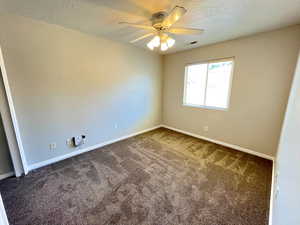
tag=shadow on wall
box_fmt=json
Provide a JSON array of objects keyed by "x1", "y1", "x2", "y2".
[
  {"x1": 93, "y1": 73, "x2": 155, "y2": 136},
  {"x1": 72, "y1": 72, "x2": 156, "y2": 142},
  {"x1": 0, "y1": 113, "x2": 12, "y2": 175}
]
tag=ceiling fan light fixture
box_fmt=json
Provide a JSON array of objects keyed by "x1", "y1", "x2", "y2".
[
  {"x1": 120, "y1": 6, "x2": 204, "y2": 52},
  {"x1": 166, "y1": 37, "x2": 175, "y2": 48}
]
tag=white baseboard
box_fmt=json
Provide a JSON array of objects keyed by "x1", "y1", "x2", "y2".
[
  {"x1": 161, "y1": 124, "x2": 275, "y2": 161},
  {"x1": 0, "y1": 171, "x2": 14, "y2": 181},
  {"x1": 28, "y1": 125, "x2": 162, "y2": 171},
  {"x1": 28, "y1": 123, "x2": 274, "y2": 169}
]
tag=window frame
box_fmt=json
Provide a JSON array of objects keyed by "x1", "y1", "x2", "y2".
[{"x1": 183, "y1": 57, "x2": 235, "y2": 111}]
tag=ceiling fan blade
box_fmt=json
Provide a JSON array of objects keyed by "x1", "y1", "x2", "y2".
[
  {"x1": 130, "y1": 33, "x2": 154, "y2": 43},
  {"x1": 119, "y1": 22, "x2": 155, "y2": 31},
  {"x1": 162, "y1": 6, "x2": 187, "y2": 28},
  {"x1": 167, "y1": 27, "x2": 204, "y2": 35}
]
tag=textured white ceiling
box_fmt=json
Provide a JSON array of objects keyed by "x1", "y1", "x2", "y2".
[{"x1": 0, "y1": 0, "x2": 300, "y2": 54}]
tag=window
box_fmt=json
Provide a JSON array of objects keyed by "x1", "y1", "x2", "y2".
[{"x1": 183, "y1": 58, "x2": 234, "y2": 110}]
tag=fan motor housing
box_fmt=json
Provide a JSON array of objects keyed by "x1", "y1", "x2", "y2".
[{"x1": 151, "y1": 11, "x2": 168, "y2": 30}]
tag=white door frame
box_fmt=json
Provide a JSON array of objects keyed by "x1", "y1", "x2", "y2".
[
  {"x1": 0, "y1": 194, "x2": 9, "y2": 225},
  {"x1": 0, "y1": 46, "x2": 28, "y2": 176}
]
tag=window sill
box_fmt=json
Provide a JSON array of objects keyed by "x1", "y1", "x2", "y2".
[{"x1": 182, "y1": 104, "x2": 228, "y2": 111}]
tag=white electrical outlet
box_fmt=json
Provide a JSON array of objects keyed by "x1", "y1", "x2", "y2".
[
  {"x1": 203, "y1": 126, "x2": 209, "y2": 132},
  {"x1": 49, "y1": 142, "x2": 56, "y2": 150},
  {"x1": 114, "y1": 123, "x2": 118, "y2": 129}
]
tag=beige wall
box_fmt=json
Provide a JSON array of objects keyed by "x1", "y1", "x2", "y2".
[
  {"x1": 0, "y1": 14, "x2": 162, "y2": 166},
  {"x1": 163, "y1": 26, "x2": 300, "y2": 157}
]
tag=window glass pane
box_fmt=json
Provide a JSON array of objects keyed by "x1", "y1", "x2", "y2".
[
  {"x1": 205, "y1": 60, "x2": 233, "y2": 108},
  {"x1": 184, "y1": 64, "x2": 207, "y2": 106}
]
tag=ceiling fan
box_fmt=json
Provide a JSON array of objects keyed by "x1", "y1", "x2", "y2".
[{"x1": 119, "y1": 6, "x2": 204, "y2": 51}]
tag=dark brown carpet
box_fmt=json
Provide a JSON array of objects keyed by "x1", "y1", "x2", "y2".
[{"x1": 0, "y1": 128, "x2": 272, "y2": 225}]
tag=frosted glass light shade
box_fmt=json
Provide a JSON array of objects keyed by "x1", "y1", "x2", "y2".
[
  {"x1": 152, "y1": 36, "x2": 160, "y2": 47},
  {"x1": 161, "y1": 42, "x2": 168, "y2": 51},
  {"x1": 167, "y1": 37, "x2": 175, "y2": 47},
  {"x1": 147, "y1": 41, "x2": 154, "y2": 50}
]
